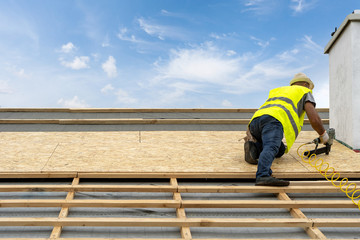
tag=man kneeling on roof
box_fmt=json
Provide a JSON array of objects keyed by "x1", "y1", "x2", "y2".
[{"x1": 244, "y1": 73, "x2": 329, "y2": 186}]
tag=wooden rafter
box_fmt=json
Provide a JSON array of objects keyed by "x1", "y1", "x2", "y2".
[{"x1": 0, "y1": 176, "x2": 359, "y2": 239}]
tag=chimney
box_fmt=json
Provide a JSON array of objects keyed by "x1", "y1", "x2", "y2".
[{"x1": 324, "y1": 10, "x2": 360, "y2": 149}]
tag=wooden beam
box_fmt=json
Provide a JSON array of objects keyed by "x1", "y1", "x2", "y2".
[
  {"x1": 0, "y1": 108, "x2": 260, "y2": 113},
  {"x1": 0, "y1": 239, "x2": 340, "y2": 240},
  {"x1": 2, "y1": 217, "x2": 359, "y2": 228},
  {"x1": 77, "y1": 172, "x2": 360, "y2": 179},
  {"x1": 0, "y1": 118, "x2": 251, "y2": 125},
  {"x1": 0, "y1": 199, "x2": 181, "y2": 208},
  {"x1": 0, "y1": 107, "x2": 329, "y2": 113},
  {"x1": 0, "y1": 184, "x2": 350, "y2": 194},
  {"x1": 289, "y1": 180, "x2": 360, "y2": 186},
  {"x1": 277, "y1": 192, "x2": 327, "y2": 240},
  {"x1": 313, "y1": 218, "x2": 360, "y2": 228},
  {"x1": 0, "y1": 217, "x2": 312, "y2": 228},
  {"x1": 0, "y1": 172, "x2": 78, "y2": 178},
  {"x1": 0, "y1": 184, "x2": 176, "y2": 192},
  {"x1": 0, "y1": 119, "x2": 59, "y2": 124},
  {"x1": 5, "y1": 239, "x2": 184, "y2": 240},
  {"x1": 180, "y1": 200, "x2": 356, "y2": 209},
  {"x1": 0, "y1": 199, "x2": 355, "y2": 209},
  {"x1": 0, "y1": 238, "x2": 329, "y2": 240},
  {"x1": 50, "y1": 177, "x2": 79, "y2": 238},
  {"x1": 0, "y1": 118, "x2": 329, "y2": 125},
  {"x1": 171, "y1": 178, "x2": 192, "y2": 240},
  {"x1": 58, "y1": 119, "x2": 249, "y2": 125},
  {"x1": 178, "y1": 185, "x2": 343, "y2": 193},
  {"x1": 0, "y1": 172, "x2": 340, "y2": 180},
  {"x1": 77, "y1": 172, "x2": 257, "y2": 179}
]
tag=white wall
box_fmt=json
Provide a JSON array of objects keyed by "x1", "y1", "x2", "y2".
[
  {"x1": 328, "y1": 19, "x2": 360, "y2": 149},
  {"x1": 352, "y1": 21, "x2": 360, "y2": 149}
]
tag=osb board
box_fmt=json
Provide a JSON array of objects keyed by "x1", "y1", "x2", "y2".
[
  {"x1": 0, "y1": 131, "x2": 359, "y2": 174},
  {"x1": 288, "y1": 131, "x2": 360, "y2": 172}
]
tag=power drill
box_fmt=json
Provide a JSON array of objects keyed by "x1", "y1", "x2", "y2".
[{"x1": 303, "y1": 128, "x2": 335, "y2": 157}]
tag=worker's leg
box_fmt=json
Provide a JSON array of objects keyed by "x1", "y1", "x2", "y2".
[
  {"x1": 275, "y1": 142, "x2": 286, "y2": 158},
  {"x1": 253, "y1": 116, "x2": 284, "y2": 179},
  {"x1": 254, "y1": 141, "x2": 284, "y2": 158},
  {"x1": 248, "y1": 119, "x2": 284, "y2": 161}
]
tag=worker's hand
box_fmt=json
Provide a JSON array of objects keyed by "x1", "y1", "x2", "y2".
[{"x1": 319, "y1": 131, "x2": 329, "y2": 144}]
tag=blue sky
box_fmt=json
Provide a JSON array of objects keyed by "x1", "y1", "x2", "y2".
[{"x1": 0, "y1": 0, "x2": 358, "y2": 108}]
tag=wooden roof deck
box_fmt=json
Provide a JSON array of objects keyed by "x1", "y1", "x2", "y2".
[
  {"x1": 1, "y1": 108, "x2": 359, "y2": 239},
  {"x1": 0, "y1": 108, "x2": 356, "y2": 178},
  {"x1": 0, "y1": 130, "x2": 359, "y2": 178}
]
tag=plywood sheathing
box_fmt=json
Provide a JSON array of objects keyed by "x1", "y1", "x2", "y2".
[{"x1": 0, "y1": 131, "x2": 359, "y2": 175}]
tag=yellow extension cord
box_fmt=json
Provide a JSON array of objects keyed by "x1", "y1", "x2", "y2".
[{"x1": 297, "y1": 143, "x2": 360, "y2": 210}]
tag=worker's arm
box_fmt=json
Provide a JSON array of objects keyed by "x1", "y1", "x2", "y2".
[{"x1": 304, "y1": 101, "x2": 328, "y2": 142}]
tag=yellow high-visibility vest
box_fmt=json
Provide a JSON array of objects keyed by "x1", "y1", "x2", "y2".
[{"x1": 250, "y1": 85, "x2": 312, "y2": 152}]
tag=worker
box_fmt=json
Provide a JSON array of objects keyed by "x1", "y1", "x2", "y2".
[{"x1": 244, "y1": 73, "x2": 329, "y2": 186}]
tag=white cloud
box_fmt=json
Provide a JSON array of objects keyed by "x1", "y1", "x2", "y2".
[
  {"x1": 242, "y1": 0, "x2": 280, "y2": 15},
  {"x1": 160, "y1": 9, "x2": 189, "y2": 20},
  {"x1": 57, "y1": 96, "x2": 90, "y2": 108},
  {"x1": 60, "y1": 56, "x2": 90, "y2": 70},
  {"x1": 138, "y1": 18, "x2": 166, "y2": 40},
  {"x1": 250, "y1": 36, "x2": 275, "y2": 48},
  {"x1": 6, "y1": 65, "x2": 28, "y2": 78},
  {"x1": 210, "y1": 32, "x2": 238, "y2": 41},
  {"x1": 161, "y1": 9, "x2": 172, "y2": 16},
  {"x1": 277, "y1": 48, "x2": 299, "y2": 61},
  {"x1": 147, "y1": 34, "x2": 327, "y2": 105},
  {"x1": 244, "y1": 0, "x2": 267, "y2": 9},
  {"x1": 290, "y1": 0, "x2": 317, "y2": 14},
  {"x1": 313, "y1": 81, "x2": 329, "y2": 108},
  {"x1": 101, "y1": 84, "x2": 115, "y2": 94},
  {"x1": 154, "y1": 42, "x2": 239, "y2": 84},
  {"x1": 151, "y1": 42, "x2": 268, "y2": 98},
  {"x1": 117, "y1": 27, "x2": 143, "y2": 43},
  {"x1": 0, "y1": 80, "x2": 12, "y2": 94},
  {"x1": 210, "y1": 33, "x2": 222, "y2": 40},
  {"x1": 227, "y1": 50, "x2": 237, "y2": 56},
  {"x1": 151, "y1": 42, "x2": 272, "y2": 97},
  {"x1": 138, "y1": 18, "x2": 186, "y2": 41},
  {"x1": 115, "y1": 89, "x2": 137, "y2": 104},
  {"x1": 302, "y1": 35, "x2": 322, "y2": 53},
  {"x1": 102, "y1": 56, "x2": 117, "y2": 78},
  {"x1": 225, "y1": 62, "x2": 300, "y2": 94},
  {"x1": 61, "y1": 42, "x2": 76, "y2": 53},
  {"x1": 222, "y1": 99, "x2": 233, "y2": 107},
  {"x1": 224, "y1": 35, "x2": 324, "y2": 94}
]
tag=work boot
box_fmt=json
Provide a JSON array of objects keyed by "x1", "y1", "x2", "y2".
[
  {"x1": 255, "y1": 176, "x2": 290, "y2": 186},
  {"x1": 244, "y1": 140, "x2": 259, "y2": 165}
]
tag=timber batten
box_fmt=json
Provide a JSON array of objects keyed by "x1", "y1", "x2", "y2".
[{"x1": 0, "y1": 177, "x2": 360, "y2": 239}]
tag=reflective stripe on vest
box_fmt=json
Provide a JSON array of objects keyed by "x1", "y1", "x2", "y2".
[{"x1": 266, "y1": 97, "x2": 300, "y2": 117}]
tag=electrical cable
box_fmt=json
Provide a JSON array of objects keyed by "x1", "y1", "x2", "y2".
[{"x1": 297, "y1": 142, "x2": 360, "y2": 210}]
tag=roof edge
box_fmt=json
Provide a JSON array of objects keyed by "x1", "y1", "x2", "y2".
[
  {"x1": 0, "y1": 108, "x2": 329, "y2": 113},
  {"x1": 324, "y1": 12, "x2": 360, "y2": 54}
]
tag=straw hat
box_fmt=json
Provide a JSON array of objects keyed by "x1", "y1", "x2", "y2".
[{"x1": 289, "y1": 73, "x2": 314, "y2": 90}]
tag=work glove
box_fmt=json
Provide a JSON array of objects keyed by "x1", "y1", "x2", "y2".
[{"x1": 319, "y1": 131, "x2": 329, "y2": 144}]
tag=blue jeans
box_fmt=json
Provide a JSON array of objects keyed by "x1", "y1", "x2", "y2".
[{"x1": 249, "y1": 115, "x2": 285, "y2": 179}]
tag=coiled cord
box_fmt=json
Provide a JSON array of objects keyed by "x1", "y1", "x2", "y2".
[{"x1": 297, "y1": 143, "x2": 360, "y2": 210}]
